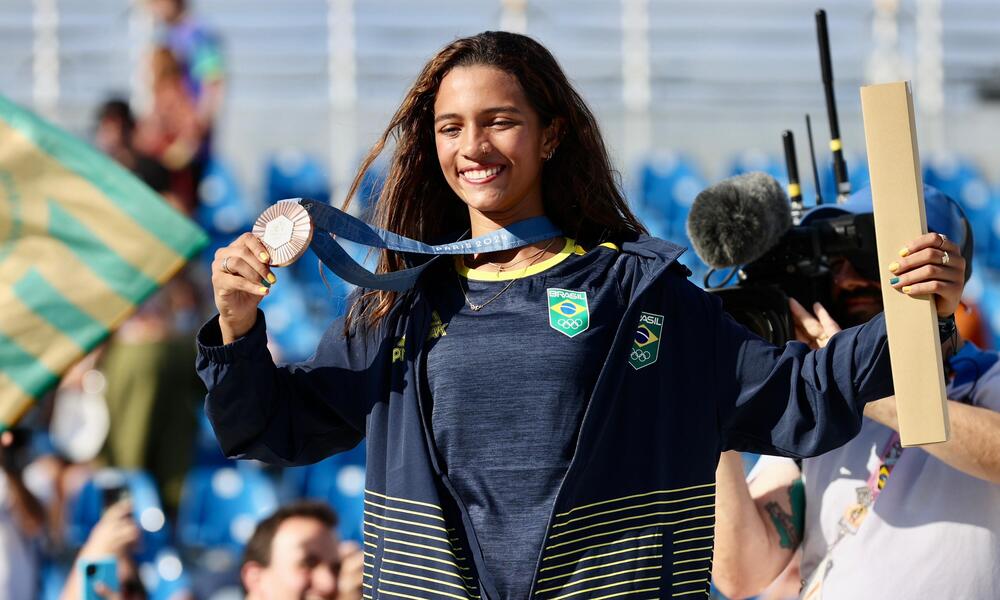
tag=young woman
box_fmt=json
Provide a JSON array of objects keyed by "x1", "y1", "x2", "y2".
[{"x1": 198, "y1": 32, "x2": 967, "y2": 600}]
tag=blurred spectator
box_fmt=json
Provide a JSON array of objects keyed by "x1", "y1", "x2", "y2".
[
  {"x1": 241, "y1": 501, "x2": 363, "y2": 600},
  {"x1": 147, "y1": 0, "x2": 226, "y2": 193},
  {"x1": 59, "y1": 500, "x2": 146, "y2": 600},
  {"x1": 135, "y1": 48, "x2": 204, "y2": 214},
  {"x1": 91, "y1": 96, "x2": 207, "y2": 517},
  {"x1": 94, "y1": 98, "x2": 177, "y2": 209},
  {"x1": 0, "y1": 429, "x2": 46, "y2": 600},
  {"x1": 97, "y1": 271, "x2": 204, "y2": 517},
  {"x1": 24, "y1": 353, "x2": 108, "y2": 551}
]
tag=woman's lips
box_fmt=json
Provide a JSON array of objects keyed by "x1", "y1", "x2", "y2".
[{"x1": 460, "y1": 164, "x2": 505, "y2": 184}]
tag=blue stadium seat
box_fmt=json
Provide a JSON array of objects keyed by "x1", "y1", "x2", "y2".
[
  {"x1": 287, "y1": 248, "x2": 352, "y2": 322},
  {"x1": 177, "y1": 465, "x2": 279, "y2": 553},
  {"x1": 632, "y1": 202, "x2": 670, "y2": 240},
  {"x1": 726, "y1": 149, "x2": 787, "y2": 182},
  {"x1": 819, "y1": 153, "x2": 869, "y2": 203},
  {"x1": 281, "y1": 442, "x2": 366, "y2": 542},
  {"x1": 142, "y1": 547, "x2": 193, "y2": 600},
  {"x1": 175, "y1": 464, "x2": 278, "y2": 597},
  {"x1": 923, "y1": 154, "x2": 993, "y2": 257},
  {"x1": 638, "y1": 152, "x2": 706, "y2": 241},
  {"x1": 196, "y1": 159, "x2": 256, "y2": 236},
  {"x1": 257, "y1": 276, "x2": 324, "y2": 362},
  {"x1": 195, "y1": 158, "x2": 258, "y2": 265},
  {"x1": 264, "y1": 151, "x2": 331, "y2": 206},
  {"x1": 67, "y1": 469, "x2": 170, "y2": 562}
]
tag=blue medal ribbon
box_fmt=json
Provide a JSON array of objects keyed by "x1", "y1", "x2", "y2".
[{"x1": 296, "y1": 199, "x2": 563, "y2": 291}]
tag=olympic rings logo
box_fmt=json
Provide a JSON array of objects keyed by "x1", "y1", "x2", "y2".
[
  {"x1": 557, "y1": 318, "x2": 584, "y2": 329},
  {"x1": 631, "y1": 348, "x2": 651, "y2": 361}
]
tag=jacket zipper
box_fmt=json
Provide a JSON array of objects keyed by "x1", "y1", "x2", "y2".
[
  {"x1": 408, "y1": 296, "x2": 502, "y2": 600},
  {"x1": 525, "y1": 259, "x2": 674, "y2": 598}
]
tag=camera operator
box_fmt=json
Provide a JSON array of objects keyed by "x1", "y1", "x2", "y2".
[{"x1": 712, "y1": 186, "x2": 1000, "y2": 599}]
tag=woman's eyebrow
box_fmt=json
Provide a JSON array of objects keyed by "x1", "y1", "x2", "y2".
[{"x1": 433, "y1": 106, "x2": 523, "y2": 124}]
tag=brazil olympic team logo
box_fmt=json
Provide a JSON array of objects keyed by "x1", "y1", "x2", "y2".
[
  {"x1": 547, "y1": 288, "x2": 589, "y2": 338},
  {"x1": 629, "y1": 311, "x2": 663, "y2": 370}
]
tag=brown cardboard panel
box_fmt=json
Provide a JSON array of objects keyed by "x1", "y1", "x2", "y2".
[{"x1": 860, "y1": 81, "x2": 949, "y2": 446}]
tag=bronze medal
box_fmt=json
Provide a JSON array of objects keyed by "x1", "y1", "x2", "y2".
[{"x1": 252, "y1": 200, "x2": 314, "y2": 266}]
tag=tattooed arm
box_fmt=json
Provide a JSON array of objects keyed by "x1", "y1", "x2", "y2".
[{"x1": 713, "y1": 451, "x2": 804, "y2": 599}]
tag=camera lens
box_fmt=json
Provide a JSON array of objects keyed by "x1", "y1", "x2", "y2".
[{"x1": 85, "y1": 564, "x2": 97, "y2": 576}]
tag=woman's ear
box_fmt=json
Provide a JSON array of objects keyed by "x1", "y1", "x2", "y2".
[{"x1": 542, "y1": 117, "x2": 565, "y2": 157}]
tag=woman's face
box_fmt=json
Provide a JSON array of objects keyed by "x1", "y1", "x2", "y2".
[{"x1": 433, "y1": 65, "x2": 557, "y2": 224}]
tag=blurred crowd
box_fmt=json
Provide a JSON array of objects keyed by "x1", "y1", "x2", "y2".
[
  {"x1": 4, "y1": 1, "x2": 1000, "y2": 600},
  {"x1": 2, "y1": 1, "x2": 363, "y2": 599}
]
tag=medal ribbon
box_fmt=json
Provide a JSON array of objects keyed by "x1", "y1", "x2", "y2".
[{"x1": 296, "y1": 199, "x2": 563, "y2": 291}]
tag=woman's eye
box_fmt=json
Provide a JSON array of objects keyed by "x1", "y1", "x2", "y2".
[{"x1": 491, "y1": 120, "x2": 515, "y2": 128}]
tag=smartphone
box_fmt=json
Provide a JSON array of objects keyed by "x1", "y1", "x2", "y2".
[
  {"x1": 101, "y1": 483, "x2": 131, "y2": 512},
  {"x1": 81, "y1": 557, "x2": 118, "y2": 600}
]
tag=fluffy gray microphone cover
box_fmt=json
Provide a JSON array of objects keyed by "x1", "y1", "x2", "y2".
[{"x1": 685, "y1": 172, "x2": 792, "y2": 268}]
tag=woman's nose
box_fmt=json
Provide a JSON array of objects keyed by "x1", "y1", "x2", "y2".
[{"x1": 461, "y1": 128, "x2": 491, "y2": 160}]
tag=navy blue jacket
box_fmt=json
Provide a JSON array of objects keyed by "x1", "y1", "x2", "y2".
[{"x1": 196, "y1": 235, "x2": 894, "y2": 599}]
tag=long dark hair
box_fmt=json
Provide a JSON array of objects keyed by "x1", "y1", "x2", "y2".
[{"x1": 343, "y1": 31, "x2": 646, "y2": 332}]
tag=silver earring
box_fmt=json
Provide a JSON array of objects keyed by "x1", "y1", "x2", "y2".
[{"x1": 544, "y1": 149, "x2": 555, "y2": 161}]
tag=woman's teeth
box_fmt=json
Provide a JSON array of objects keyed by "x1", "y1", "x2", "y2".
[{"x1": 463, "y1": 166, "x2": 502, "y2": 181}]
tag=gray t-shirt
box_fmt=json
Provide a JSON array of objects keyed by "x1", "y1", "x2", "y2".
[
  {"x1": 759, "y1": 343, "x2": 1000, "y2": 599},
  {"x1": 425, "y1": 240, "x2": 628, "y2": 600}
]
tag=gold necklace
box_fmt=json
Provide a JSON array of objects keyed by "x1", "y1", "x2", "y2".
[
  {"x1": 485, "y1": 241, "x2": 554, "y2": 272},
  {"x1": 458, "y1": 237, "x2": 559, "y2": 312}
]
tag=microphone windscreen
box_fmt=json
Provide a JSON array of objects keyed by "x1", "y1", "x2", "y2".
[{"x1": 686, "y1": 172, "x2": 792, "y2": 268}]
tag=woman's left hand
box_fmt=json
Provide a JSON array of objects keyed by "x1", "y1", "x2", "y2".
[{"x1": 890, "y1": 232, "x2": 966, "y2": 317}]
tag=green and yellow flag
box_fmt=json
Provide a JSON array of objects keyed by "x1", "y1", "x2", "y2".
[{"x1": 0, "y1": 95, "x2": 208, "y2": 426}]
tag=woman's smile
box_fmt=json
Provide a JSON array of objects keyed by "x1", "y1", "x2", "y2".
[{"x1": 459, "y1": 163, "x2": 506, "y2": 185}]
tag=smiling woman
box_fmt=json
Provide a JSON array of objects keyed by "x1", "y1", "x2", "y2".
[
  {"x1": 433, "y1": 66, "x2": 555, "y2": 223},
  {"x1": 338, "y1": 32, "x2": 646, "y2": 332},
  {"x1": 197, "y1": 31, "x2": 968, "y2": 600}
]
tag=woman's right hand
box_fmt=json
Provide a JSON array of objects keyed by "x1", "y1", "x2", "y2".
[{"x1": 212, "y1": 232, "x2": 277, "y2": 343}]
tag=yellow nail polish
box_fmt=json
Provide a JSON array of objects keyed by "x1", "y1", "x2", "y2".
[
  {"x1": 902, "y1": 285, "x2": 912, "y2": 294},
  {"x1": 259, "y1": 252, "x2": 269, "y2": 262},
  {"x1": 898, "y1": 247, "x2": 910, "y2": 257},
  {"x1": 888, "y1": 262, "x2": 900, "y2": 272},
  {"x1": 266, "y1": 272, "x2": 277, "y2": 284},
  {"x1": 259, "y1": 286, "x2": 269, "y2": 294}
]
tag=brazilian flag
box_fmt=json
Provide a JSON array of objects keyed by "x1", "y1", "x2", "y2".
[{"x1": 0, "y1": 96, "x2": 208, "y2": 427}]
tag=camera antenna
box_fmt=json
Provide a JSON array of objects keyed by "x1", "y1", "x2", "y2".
[
  {"x1": 805, "y1": 114, "x2": 824, "y2": 206},
  {"x1": 782, "y1": 130, "x2": 805, "y2": 224},
  {"x1": 816, "y1": 8, "x2": 850, "y2": 203}
]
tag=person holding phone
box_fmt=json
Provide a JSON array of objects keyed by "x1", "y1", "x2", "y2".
[{"x1": 59, "y1": 499, "x2": 146, "y2": 600}]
